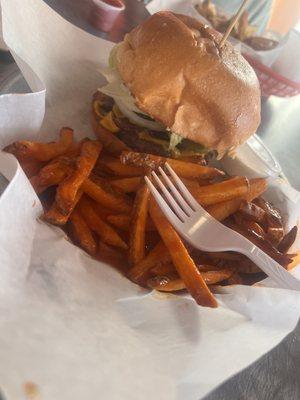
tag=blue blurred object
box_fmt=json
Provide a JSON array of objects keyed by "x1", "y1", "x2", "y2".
[{"x1": 212, "y1": 0, "x2": 273, "y2": 33}]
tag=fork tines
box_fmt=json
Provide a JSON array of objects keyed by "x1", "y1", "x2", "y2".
[{"x1": 145, "y1": 163, "x2": 199, "y2": 223}]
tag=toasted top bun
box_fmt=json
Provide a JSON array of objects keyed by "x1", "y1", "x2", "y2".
[{"x1": 117, "y1": 11, "x2": 261, "y2": 154}]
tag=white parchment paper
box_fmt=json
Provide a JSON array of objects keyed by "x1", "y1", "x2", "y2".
[{"x1": 0, "y1": 1, "x2": 300, "y2": 399}]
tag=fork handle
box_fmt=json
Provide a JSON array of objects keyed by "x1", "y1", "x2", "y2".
[{"x1": 238, "y1": 245, "x2": 300, "y2": 291}]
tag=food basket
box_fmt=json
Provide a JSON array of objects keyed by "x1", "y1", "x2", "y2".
[{"x1": 244, "y1": 54, "x2": 300, "y2": 98}]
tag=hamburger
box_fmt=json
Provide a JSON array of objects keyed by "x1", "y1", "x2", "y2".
[{"x1": 92, "y1": 11, "x2": 260, "y2": 161}]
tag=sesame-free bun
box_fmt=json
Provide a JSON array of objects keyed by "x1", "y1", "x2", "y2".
[{"x1": 117, "y1": 11, "x2": 261, "y2": 154}]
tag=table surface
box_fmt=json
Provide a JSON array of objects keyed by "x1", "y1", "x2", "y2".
[{"x1": 1, "y1": 1, "x2": 300, "y2": 399}]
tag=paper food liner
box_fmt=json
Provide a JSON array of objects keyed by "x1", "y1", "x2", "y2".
[
  {"x1": 147, "y1": 0, "x2": 287, "y2": 67},
  {"x1": 0, "y1": 1, "x2": 300, "y2": 399}
]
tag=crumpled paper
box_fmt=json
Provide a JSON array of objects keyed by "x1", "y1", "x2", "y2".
[{"x1": 0, "y1": 1, "x2": 300, "y2": 399}]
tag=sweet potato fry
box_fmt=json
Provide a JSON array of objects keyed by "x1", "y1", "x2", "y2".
[
  {"x1": 109, "y1": 177, "x2": 142, "y2": 193},
  {"x1": 227, "y1": 272, "x2": 244, "y2": 285},
  {"x1": 56, "y1": 140, "x2": 102, "y2": 214},
  {"x1": 127, "y1": 241, "x2": 171, "y2": 283},
  {"x1": 180, "y1": 178, "x2": 201, "y2": 192},
  {"x1": 262, "y1": 203, "x2": 284, "y2": 246},
  {"x1": 266, "y1": 226, "x2": 284, "y2": 247},
  {"x1": 78, "y1": 196, "x2": 127, "y2": 250},
  {"x1": 192, "y1": 177, "x2": 249, "y2": 206},
  {"x1": 63, "y1": 140, "x2": 85, "y2": 158},
  {"x1": 253, "y1": 197, "x2": 278, "y2": 215},
  {"x1": 147, "y1": 268, "x2": 234, "y2": 292},
  {"x1": 96, "y1": 240, "x2": 128, "y2": 273},
  {"x1": 150, "y1": 262, "x2": 177, "y2": 276},
  {"x1": 147, "y1": 275, "x2": 185, "y2": 292},
  {"x1": 120, "y1": 151, "x2": 224, "y2": 180},
  {"x1": 106, "y1": 214, "x2": 131, "y2": 231},
  {"x1": 4, "y1": 127, "x2": 74, "y2": 162},
  {"x1": 96, "y1": 155, "x2": 143, "y2": 177},
  {"x1": 69, "y1": 208, "x2": 97, "y2": 255},
  {"x1": 237, "y1": 258, "x2": 262, "y2": 274},
  {"x1": 149, "y1": 197, "x2": 217, "y2": 307},
  {"x1": 43, "y1": 190, "x2": 83, "y2": 226},
  {"x1": 107, "y1": 214, "x2": 155, "y2": 232},
  {"x1": 31, "y1": 157, "x2": 74, "y2": 194},
  {"x1": 29, "y1": 176, "x2": 48, "y2": 194},
  {"x1": 278, "y1": 226, "x2": 298, "y2": 254},
  {"x1": 246, "y1": 178, "x2": 268, "y2": 201},
  {"x1": 237, "y1": 202, "x2": 266, "y2": 224},
  {"x1": 38, "y1": 157, "x2": 73, "y2": 186},
  {"x1": 129, "y1": 184, "x2": 150, "y2": 265},
  {"x1": 206, "y1": 179, "x2": 267, "y2": 221},
  {"x1": 92, "y1": 203, "x2": 114, "y2": 220},
  {"x1": 20, "y1": 159, "x2": 45, "y2": 178},
  {"x1": 92, "y1": 116, "x2": 130, "y2": 155},
  {"x1": 227, "y1": 221, "x2": 292, "y2": 267},
  {"x1": 233, "y1": 213, "x2": 266, "y2": 238},
  {"x1": 207, "y1": 198, "x2": 243, "y2": 221},
  {"x1": 82, "y1": 177, "x2": 131, "y2": 213},
  {"x1": 202, "y1": 252, "x2": 243, "y2": 262}
]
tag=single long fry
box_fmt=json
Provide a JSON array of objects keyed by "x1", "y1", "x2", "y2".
[
  {"x1": 82, "y1": 177, "x2": 131, "y2": 213},
  {"x1": 110, "y1": 177, "x2": 141, "y2": 193},
  {"x1": 148, "y1": 269, "x2": 234, "y2": 291},
  {"x1": 127, "y1": 241, "x2": 171, "y2": 283},
  {"x1": 56, "y1": 140, "x2": 102, "y2": 214},
  {"x1": 149, "y1": 197, "x2": 217, "y2": 307},
  {"x1": 96, "y1": 156, "x2": 143, "y2": 177},
  {"x1": 120, "y1": 151, "x2": 224, "y2": 180},
  {"x1": 192, "y1": 177, "x2": 249, "y2": 206},
  {"x1": 129, "y1": 184, "x2": 150, "y2": 265},
  {"x1": 4, "y1": 127, "x2": 74, "y2": 162},
  {"x1": 92, "y1": 116, "x2": 130, "y2": 155},
  {"x1": 78, "y1": 196, "x2": 127, "y2": 250},
  {"x1": 70, "y1": 208, "x2": 97, "y2": 255},
  {"x1": 107, "y1": 214, "x2": 155, "y2": 232}
]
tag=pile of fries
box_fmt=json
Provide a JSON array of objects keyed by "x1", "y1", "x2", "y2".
[{"x1": 3, "y1": 102, "x2": 297, "y2": 307}]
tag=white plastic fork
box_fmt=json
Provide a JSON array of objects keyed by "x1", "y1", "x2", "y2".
[{"x1": 145, "y1": 163, "x2": 300, "y2": 291}]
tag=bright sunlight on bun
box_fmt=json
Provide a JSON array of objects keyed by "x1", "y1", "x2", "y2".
[{"x1": 117, "y1": 11, "x2": 261, "y2": 156}]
